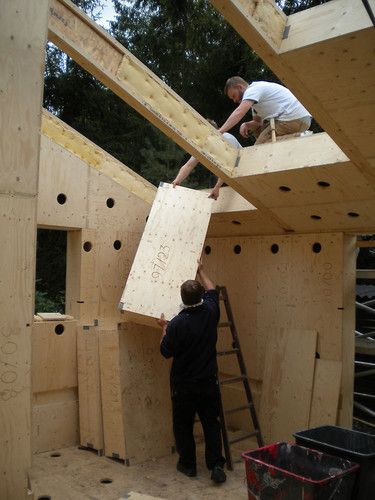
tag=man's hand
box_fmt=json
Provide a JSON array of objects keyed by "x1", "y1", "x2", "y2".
[
  {"x1": 172, "y1": 178, "x2": 179, "y2": 188},
  {"x1": 240, "y1": 122, "x2": 250, "y2": 138},
  {"x1": 157, "y1": 313, "x2": 168, "y2": 329},
  {"x1": 208, "y1": 186, "x2": 220, "y2": 200},
  {"x1": 158, "y1": 313, "x2": 168, "y2": 343}
]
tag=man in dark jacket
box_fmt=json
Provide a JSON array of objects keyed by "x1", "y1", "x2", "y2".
[{"x1": 158, "y1": 261, "x2": 226, "y2": 484}]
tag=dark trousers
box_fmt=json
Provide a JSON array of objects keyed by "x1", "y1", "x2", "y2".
[{"x1": 171, "y1": 378, "x2": 226, "y2": 470}]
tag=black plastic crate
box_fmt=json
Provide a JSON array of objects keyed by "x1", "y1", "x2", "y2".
[
  {"x1": 242, "y1": 442, "x2": 359, "y2": 500},
  {"x1": 294, "y1": 425, "x2": 375, "y2": 500}
]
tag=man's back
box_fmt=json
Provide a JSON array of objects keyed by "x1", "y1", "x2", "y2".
[{"x1": 160, "y1": 289, "x2": 220, "y2": 384}]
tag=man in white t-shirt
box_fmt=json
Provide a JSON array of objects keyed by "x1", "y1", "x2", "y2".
[
  {"x1": 219, "y1": 77, "x2": 312, "y2": 144},
  {"x1": 172, "y1": 120, "x2": 241, "y2": 199}
]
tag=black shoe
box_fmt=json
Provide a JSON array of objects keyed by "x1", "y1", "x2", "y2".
[
  {"x1": 176, "y1": 462, "x2": 197, "y2": 477},
  {"x1": 211, "y1": 465, "x2": 226, "y2": 484}
]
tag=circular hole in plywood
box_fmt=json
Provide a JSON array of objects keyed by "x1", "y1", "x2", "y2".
[
  {"x1": 271, "y1": 244, "x2": 279, "y2": 254},
  {"x1": 57, "y1": 193, "x2": 67, "y2": 205},
  {"x1": 310, "y1": 215, "x2": 322, "y2": 220},
  {"x1": 204, "y1": 245, "x2": 211, "y2": 255},
  {"x1": 312, "y1": 242, "x2": 322, "y2": 253},
  {"x1": 83, "y1": 241, "x2": 92, "y2": 252},
  {"x1": 38, "y1": 497, "x2": 51, "y2": 500},
  {"x1": 347, "y1": 212, "x2": 359, "y2": 217},
  {"x1": 234, "y1": 245, "x2": 241, "y2": 254},
  {"x1": 106, "y1": 198, "x2": 115, "y2": 208},
  {"x1": 50, "y1": 452, "x2": 61, "y2": 457},
  {"x1": 317, "y1": 181, "x2": 330, "y2": 188},
  {"x1": 54, "y1": 324, "x2": 64, "y2": 335},
  {"x1": 279, "y1": 185, "x2": 291, "y2": 192},
  {"x1": 113, "y1": 240, "x2": 122, "y2": 250},
  {"x1": 100, "y1": 478, "x2": 113, "y2": 484}
]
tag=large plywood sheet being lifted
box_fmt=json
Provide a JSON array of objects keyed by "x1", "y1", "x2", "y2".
[{"x1": 120, "y1": 183, "x2": 213, "y2": 326}]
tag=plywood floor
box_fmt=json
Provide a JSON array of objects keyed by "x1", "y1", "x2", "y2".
[{"x1": 30, "y1": 438, "x2": 252, "y2": 500}]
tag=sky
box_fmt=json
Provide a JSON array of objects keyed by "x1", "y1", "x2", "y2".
[{"x1": 96, "y1": 0, "x2": 117, "y2": 29}]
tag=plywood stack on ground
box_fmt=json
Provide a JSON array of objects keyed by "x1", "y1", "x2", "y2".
[
  {"x1": 99, "y1": 324, "x2": 173, "y2": 464},
  {"x1": 120, "y1": 183, "x2": 213, "y2": 326},
  {"x1": 32, "y1": 319, "x2": 78, "y2": 453},
  {"x1": 0, "y1": 2, "x2": 49, "y2": 498},
  {"x1": 203, "y1": 233, "x2": 356, "y2": 433},
  {"x1": 77, "y1": 325, "x2": 104, "y2": 452}
]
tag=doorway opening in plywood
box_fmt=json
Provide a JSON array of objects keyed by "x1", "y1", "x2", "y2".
[{"x1": 35, "y1": 228, "x2": 67, "y2": 314}]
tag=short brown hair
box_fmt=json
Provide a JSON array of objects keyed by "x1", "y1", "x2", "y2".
[
  {"x1": 181, "y1": 280, "x2": 205, "y2": 306},
  {"x1": 224, "y1": 76, "x2": 248, "y2": 95}
]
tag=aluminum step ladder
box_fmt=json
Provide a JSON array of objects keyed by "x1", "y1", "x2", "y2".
[{"x1": 216, "y1": 285, "x2": 264, "y2": 470}]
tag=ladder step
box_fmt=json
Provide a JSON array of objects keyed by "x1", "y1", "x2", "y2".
[
  {"x1": 224, "y1": 404, "x2": 253, "y2": 415},
  {"x1": 228, "y1": 431, "x2": 259, "y2": 445},
  {"x1": 218, "y1": 321, "x2": 232, "y2": 328},
  {"x1": 217, "y1": 348, "x2": 239, "y2": 356},
  {"x1": 220, "y1": 375, "x2": 247, "y2": 385}
]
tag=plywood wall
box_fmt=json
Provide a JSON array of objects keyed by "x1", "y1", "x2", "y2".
[
  {"x1": 204, "y1": 232, "x2": 355, "y2": 437},
  {"x1": 32, "y1": 320, "x2": 79, "y2": 453},
  {"x1": 0, "y1": 1, "x2": 49, "y2": 498}
]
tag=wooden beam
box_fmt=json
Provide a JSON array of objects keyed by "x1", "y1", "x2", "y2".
[
  {"x1": 48, "y1": 0, "x2": 236, "y2": 178},
  {"x1": 0, "y1": 1, "x2": 49, "y2": 499},
  {"x1": 41, "y1": 110, "x2": 156, "y2": 205},
  {"x1": 47, "y1": 0, "x2": 294, "y2": 232},
  {"x1": 280, "y1": 0, "x2": 374, "y2": 52},
  {"x1": 208, "y1": 0, "x2": 286, "y2": 54}
]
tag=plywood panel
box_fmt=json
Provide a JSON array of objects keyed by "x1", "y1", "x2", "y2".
[
  {"x1": 309, "y1": 359, "x2": 342, "y2": 428},
  {"x1": 38, "y1": 136, "x2": 89, "y2": 229},
  {"x1": 118, "y1": 323, "x2": 173, "y2": 463},
  {"x1": 41, "y1": 109, "x2": 156, "y2": 205},
  {"x1": 77, "y1": 326, "x2": 103, "y2": 451},
  {"x1": 87, "y1": 167, "x2": 150, "y2": 232},
  {"x1": 32, "y1": 400, "x2": 79, "y2": 453},
  {"x1": 32, "y1": 320, "x2": 77, "y2": 393},
  {"x1": 1, "y1": 0, "x2": 48, "y2": 497},
  {"x1": 66, "y1": 229, "x2": 100, "y2": 323},
  {"x1": 259, "y1": 329, "x2": 317, "y2": 443},
  {"x1": 120, "y1": 183, "x2": 213, "y2": 325},
  {"x1": 99, "y1": 325, "x2": 173, "y2": 464},
  {"x1": 98, "y1": 329, "x2": 126, "y2": 459}
]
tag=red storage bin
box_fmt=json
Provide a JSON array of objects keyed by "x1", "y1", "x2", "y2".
[{"x1": 242, "y1": 442, "x2": 359, "y2": 499}]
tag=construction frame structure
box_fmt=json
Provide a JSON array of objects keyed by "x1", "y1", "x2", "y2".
[{"x1": 1, "y1": 0, "x2": 374, "y2": 498}]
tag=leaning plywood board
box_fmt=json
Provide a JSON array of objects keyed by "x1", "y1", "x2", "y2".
[
  {"x1": 99, "y1": 324, "x2": 173, "y2": 464},
  {"x1": 309, "y1": 359, "x2": 342, "y2": 428},
  {"x1": 77, "y1": 326, "x2": 103, "y2": 452},
  {"x1": 120, "y1": 183, "x2": 213, "y2": 326},
  {"x1": 259, "y1": 328, "x2": 317, "y2": 443}
]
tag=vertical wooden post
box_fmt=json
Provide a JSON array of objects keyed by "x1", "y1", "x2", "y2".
[{"x1": 0, "y1": 1, "x2": 49, "y2": 498}]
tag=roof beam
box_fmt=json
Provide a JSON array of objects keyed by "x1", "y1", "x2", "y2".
[{"x1": 47, "y1": 0, "x2": 295, "y2": 232}]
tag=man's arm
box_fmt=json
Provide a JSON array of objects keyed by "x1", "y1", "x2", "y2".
[
  {"x1": 208, "y1": 178, "x2": 224, "y2": 200},
  {"x1": 218, "y1": 100, "x2": 254, "y2": 134},
  {"x1": 172, "y1": 156, "x2": 199, "y2": 187},
  {"x1": 197, "y1": 260, "x2": 215, "y2": 291}
]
